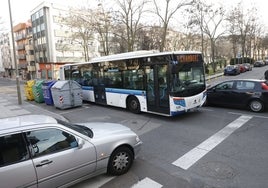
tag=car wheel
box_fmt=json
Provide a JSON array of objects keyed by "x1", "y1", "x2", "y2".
[
  {"x1": 107, "y1": 146, "x2": 134, "y2": 175},
  {"x1": 249, "y1": 99, "x2": 264, "y2": 112},
  {"x1": 127, "y1": 96, "x2": 141, "y2": 114}
]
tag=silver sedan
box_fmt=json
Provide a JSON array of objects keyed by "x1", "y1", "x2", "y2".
[{"x1": 0, "y1": 114, "x2": 142, "y2": 188}]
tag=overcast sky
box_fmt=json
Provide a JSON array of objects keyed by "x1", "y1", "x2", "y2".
[{"x1": 1, "y1": 0, "x2": 268, "y2": 31}]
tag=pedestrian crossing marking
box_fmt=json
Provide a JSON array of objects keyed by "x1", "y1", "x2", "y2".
[
  {"x1": 172, "y1": 115, "x2": 253, "y2": 170},
  {"x1": 131, "y1": 177, "x2": 163, "y2": 188}
]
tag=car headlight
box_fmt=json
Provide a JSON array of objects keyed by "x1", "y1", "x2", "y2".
[{"x1": 136, "y1": 136, "x2": 141, "y2": 143}]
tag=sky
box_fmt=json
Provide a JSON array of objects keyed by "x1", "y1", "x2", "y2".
[{"x1": 1, "y1": 0, "x2": 268, "y2": 31}]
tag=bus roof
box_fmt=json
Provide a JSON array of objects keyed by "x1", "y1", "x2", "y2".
[
  {"x1": 90, "y1": 50, "x2": 202, "y2": 63},
  {"x1": 62, "y1": 50, "x2": 202, "y2": 66}
]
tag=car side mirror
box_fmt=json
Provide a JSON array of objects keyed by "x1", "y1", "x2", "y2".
[{"x1": 76, "y1": 138, "x2": 85, "y2": 149}]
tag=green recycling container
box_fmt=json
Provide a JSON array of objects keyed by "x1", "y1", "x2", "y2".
[{"x1": 32, "y1": 80, "x2": 45, "y2": 103}]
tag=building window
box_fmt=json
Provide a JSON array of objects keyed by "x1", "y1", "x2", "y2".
[
  {"x1": 39, "y1": 8, "x2": 44, "y2": 16},
  {"x1": 41, "y1": 23, "x2": 45, "y2": 31}
]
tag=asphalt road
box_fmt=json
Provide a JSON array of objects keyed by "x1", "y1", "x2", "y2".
[{"x1": 1, "y1": 66, "x2": 268, "y2": 188}]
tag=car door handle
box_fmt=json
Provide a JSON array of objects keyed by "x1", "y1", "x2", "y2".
[{"x1": 36, "y1": 160, "x2": 53, "y2": 167}]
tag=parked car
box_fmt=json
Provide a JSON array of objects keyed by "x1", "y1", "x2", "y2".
[
  {"x1": 206, "y1": 79, "x2": 268, "y2": 112},
  {"x1": 237, "y1": 64, "x2": 247, "y2": 73},
  {"x1": 224, "y1": 65, "x2": 240, "y2": 75},
  {"x1": 254, "y1": 60, "x2": 265, "y2": 67},
  {"x1": 243, "y1": 63, "x2": 252, "y2": 71},
  {"x1": 0, "y1": 115, "x2": 142, "y2": 188}
]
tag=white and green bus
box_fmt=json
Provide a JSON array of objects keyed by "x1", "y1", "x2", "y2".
[{"x1": 60, "y1": 50, "x2": 207, "y2": 116}]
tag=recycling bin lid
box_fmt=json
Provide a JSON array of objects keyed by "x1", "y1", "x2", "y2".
[
  {"x1": 51, "y1": 80, "x2": 69, "y2": 89},
  {"x1": 42, "y1": 80, "x2": 56, "y2": 86}
]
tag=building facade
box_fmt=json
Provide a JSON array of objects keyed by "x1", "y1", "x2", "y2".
[
  {"x1": 13, "y1": 21, "x2": 34, "y2": 80},
  {"x1": 30, "y1": 2, "x2": 87, "y2": 80},
  {"x1": 0, "y1": 32, "x2": 15, "y2": 78}
]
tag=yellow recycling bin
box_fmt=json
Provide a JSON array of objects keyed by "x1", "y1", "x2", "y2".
[{"x1": 24, "y1": 80, "x2": 35, "y2": 101}]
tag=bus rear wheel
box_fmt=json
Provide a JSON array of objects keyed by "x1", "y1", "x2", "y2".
[{"x1": 127, "y1": 96, "x2": 141, "y2": 114}]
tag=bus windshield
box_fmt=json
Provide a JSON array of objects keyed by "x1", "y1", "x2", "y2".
[{"x1": 170, "y1": 54, "x2": 206, "y2": 97}]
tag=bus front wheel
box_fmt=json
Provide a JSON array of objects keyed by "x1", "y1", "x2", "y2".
[{"x1": 127, "y1": 96, "x2": 141, "y2": 114}]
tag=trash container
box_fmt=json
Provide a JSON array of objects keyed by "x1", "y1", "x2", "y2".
[
  {"x1": 42, "y1": 80, "x2": 56, "y2": 105},
  {"x1": 24, "y1": 80, "x2": 35, "y2": 101},
  {"x1": 51, "y1": 80, "x2": 82, "y2": 109},
  {"x1": 32, "y1": 80, "x2": 45, "y2": 103}
]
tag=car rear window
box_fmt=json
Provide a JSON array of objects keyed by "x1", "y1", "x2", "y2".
[{"x1": 236, "y1": 81, "x2": 255, "y2": 90}]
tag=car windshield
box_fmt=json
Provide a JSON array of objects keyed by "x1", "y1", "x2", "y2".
[
  {"x1": 56, "y1": 119, "x2": 93, "y2": 138},
  {"x1": 227, "y1": 65, "x2": 234, "y2": 69}
]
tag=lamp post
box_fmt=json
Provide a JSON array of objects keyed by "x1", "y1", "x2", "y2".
[{"x1": 8, "y1": 0, "x2": 22, "y2": 105}]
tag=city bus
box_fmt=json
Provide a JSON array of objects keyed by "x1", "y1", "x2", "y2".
[{"x1": 59, "y1": 50, "x2": 207, "y2": 116}]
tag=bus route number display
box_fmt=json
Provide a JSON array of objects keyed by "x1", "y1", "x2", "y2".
[{"x1": 177, "y1": 54, "x2": 200, "y2": 63}]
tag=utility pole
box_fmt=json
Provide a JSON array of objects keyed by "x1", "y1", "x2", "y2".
[{"x1": 8, "y1": 0, "x2": 22, "y2": 105}]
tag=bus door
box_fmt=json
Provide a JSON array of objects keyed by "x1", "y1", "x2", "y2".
[
  {"x1": 146, "y1": 64, "x2": 170, "y2": 114},
  {"x1": 93, "y1": 77, "x2": 107, "y2": 104}
]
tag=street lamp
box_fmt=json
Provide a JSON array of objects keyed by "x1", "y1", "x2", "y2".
[{"x1": 8, "y1": 0, "x2": 22, "y2": 105}]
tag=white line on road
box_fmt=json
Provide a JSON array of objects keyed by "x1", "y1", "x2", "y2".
[
  {"x1": 229, "y1": 112, "x2": 268, "y2": 119},
  {"x1": 71, "y1": 175, "x2": 114, "y2": 188},
  {"x1": 172, "y1": 115, "x2": 253, "y2": 170},
  {"x1": 131, "y1": 177, "x2": 163, "y2": 188}
]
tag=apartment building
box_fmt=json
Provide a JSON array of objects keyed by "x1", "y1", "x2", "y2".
[
  {"x1": 30, "y1": 2, "x2": 88, "y2": 80},
  {"x1": 13, "y1": 21, "x2": 33, "y2": 80},
  {"x1": 0, "y1": 32, "x2": 15, "y2": 78}
]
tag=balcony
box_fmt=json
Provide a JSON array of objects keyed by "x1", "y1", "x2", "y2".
[
  {"x1": 25, "y1": 45, "x2": 34, "y2": 51},
  {"x1": 15, "y1": 34, "x2": 26, "y2": 41},
  {"x1": 16, "y1": 44, "x2": 25, "y2": 50},
  {"x1": 26, "y1": 55, "x2": 35, "y2": 61},
  {"x1": 18, "y1": 62, "x2": 27, "y2": 69},
  {"x1": 27, "y1": 65, "x2": 36, "y2": 72},
  {"x1": 18, "y1": 54, "x2": 26, "y2": 60}
]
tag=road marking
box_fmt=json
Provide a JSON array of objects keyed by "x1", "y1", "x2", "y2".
[
  {"x1": 71, "y1": 175, "x2": 114, "y2": 188},
  {"x1": 131, "y1": 177, "x2": 163, "y2": 188},
  {"x1": 172, "y1": 115, "x2": 252, "y2": 170},
  {"x1": 229, "y1": 112, "x2": 268, "y2": 119}
]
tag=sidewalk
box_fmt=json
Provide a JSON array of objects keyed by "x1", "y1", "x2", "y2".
[{"x1": 0, "y1": 83, "x2": 67, "y2": 121}]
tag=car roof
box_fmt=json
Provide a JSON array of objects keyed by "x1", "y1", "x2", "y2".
[
  {"x1": 209, "y1": 79, "x2": 265, "y2": 88},
  {"x1": 0, "y1": 114, "x2": 58, "y2": 132},
  {"x1": 221, "y1": 79, "x2": 264, "y2": 82}
]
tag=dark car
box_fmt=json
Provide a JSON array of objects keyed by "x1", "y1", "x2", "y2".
[
  {"x1": 224, "y1": 65, "x2": 240, "y2": 75},
  {"x1": 254, "y1": 60, "x2": 265, "y2": 67},
  {"x1": 206, "y1": 79, "x2": 268, "y2": 112}
]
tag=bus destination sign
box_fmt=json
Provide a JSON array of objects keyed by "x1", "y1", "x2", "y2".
[{"x1": 177, "y1": 54, "x2": 200, "y2": 63}]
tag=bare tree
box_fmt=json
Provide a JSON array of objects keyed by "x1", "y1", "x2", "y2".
[
  {"x1": 189, "y1": 1, "x2": 225, "y2": 73},
  {"x1": 204, "y1": 5, "x2": 225, "y2": 72},
  {"x1": 152, "y1": 0, "x2": 193, "y2": 52},
  {"x1": 226, "y1": 10, "x2": 240, "y2": 59},
  {"x1": 115, "y1": 0, "x2": 148, "y2": 52},
  {"x1": 93, "y1": 3, "x2": 114, "y2": 55},
  {"x1": 63, "y1": 8, "x2": 95, "y2": 61},
  {"x1": 226, "y1": 3, "x2": 260, "y2": 61},
  {"x1": 187, "y1": 0, "x2": 210, "y2": 55}
]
